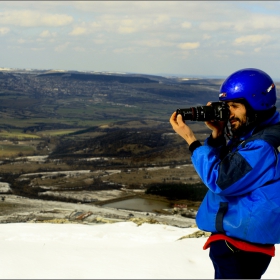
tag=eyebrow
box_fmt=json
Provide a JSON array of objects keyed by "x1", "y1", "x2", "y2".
[{"x1": 228, "y1": 102, "x2": 242, "y2": 106}]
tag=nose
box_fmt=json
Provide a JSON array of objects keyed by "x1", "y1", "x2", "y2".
[{"x1": 228, "y1": 106, "x2": 235, "y2": 119}]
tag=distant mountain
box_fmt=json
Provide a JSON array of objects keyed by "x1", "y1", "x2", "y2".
[
  {"x1": 0, "y1": 69, "x2": 228, "y2": 131},
  {"x1": 1, "y1": 68, "x2": 278, "y2": 132},
  {"x1": 37, "y1": 72, "x2": 159, "y2": 84}
]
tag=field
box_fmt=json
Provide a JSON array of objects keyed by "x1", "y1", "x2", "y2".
[{"x1": 0, "y1": 70, "x2": 224, "y2": 220}]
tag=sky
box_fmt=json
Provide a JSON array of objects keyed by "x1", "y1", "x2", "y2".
[
  {"x1": 0, "y1": 222, "x2": 280, "y2": 279},
  {"x1": 1, "y1": 1, "x2": 280, "y2": 79}
]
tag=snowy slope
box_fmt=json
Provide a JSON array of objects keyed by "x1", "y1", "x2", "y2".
[{"x1": 0, "y1": 222, "x2": 279, "y2": 279}]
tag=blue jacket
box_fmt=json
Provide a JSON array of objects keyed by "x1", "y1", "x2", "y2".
[{"x1": 194, "y1": 111, "x2": 280, "y2": 244}]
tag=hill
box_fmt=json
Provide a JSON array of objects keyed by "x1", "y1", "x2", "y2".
[{"x1": 0, "y1": 69, "x2": 223, "y2": 132}]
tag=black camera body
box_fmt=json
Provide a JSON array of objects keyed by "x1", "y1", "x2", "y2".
[{"x1": 176, "y1": 102, "x2": 229, "y2": 121}]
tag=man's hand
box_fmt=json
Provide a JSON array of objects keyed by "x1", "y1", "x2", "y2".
[
  {"x1": 170, "y1": 112, "x2": 197, "y2": 146},
  {"x1": 204, "y1": 102, "x2": 227, "y2": 139}
]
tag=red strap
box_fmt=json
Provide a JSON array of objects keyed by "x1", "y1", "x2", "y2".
[{"x1": 203, "y1": 234, "x2": 275, "y2": 257}]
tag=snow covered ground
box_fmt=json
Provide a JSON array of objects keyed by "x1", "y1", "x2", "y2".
[{"x1": 0, "y1": 222, "x2": 280, "y2": 279}]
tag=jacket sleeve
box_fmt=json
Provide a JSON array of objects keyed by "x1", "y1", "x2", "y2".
[{"x1": 191, "y1": 138, "x2": 277, "y2": 196}]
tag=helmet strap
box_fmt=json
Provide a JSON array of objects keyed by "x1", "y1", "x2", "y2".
[{"x1": 225, "y1": 123, "x2": 232, "y2": 140}]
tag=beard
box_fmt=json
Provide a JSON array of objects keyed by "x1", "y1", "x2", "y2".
[{"x1": 230, "y1": 117, "x2": 248, "y2": 137}]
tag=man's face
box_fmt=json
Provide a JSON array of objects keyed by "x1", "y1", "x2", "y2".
[{"x1": 226, "y1": 101, "x2": 247, "y2": 135}]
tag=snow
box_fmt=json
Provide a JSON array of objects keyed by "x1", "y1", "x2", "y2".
[{"x1": 0, "y1": 222, "x2": 279, "y2": 279}]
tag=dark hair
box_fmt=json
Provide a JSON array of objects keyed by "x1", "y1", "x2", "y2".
[{"x1": 235, "y1": 98, "x2": 276, "y2": 129}]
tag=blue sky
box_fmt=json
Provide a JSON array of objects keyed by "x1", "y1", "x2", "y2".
[{"x1": 1, "y1": 1, "x2": 280, "y2": 79}]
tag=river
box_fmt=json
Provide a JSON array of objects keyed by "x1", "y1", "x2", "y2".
[{"x1": 102, "y1": 197, "x2": 173, "y2": 213}]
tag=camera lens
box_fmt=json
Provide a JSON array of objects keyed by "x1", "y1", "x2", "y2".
[
  {"x1": 176, "y1": 102, "x2": 229, "y2": 122},
  {"x1": 176, "y1": 107, "x2": 196, "y2": 121}
]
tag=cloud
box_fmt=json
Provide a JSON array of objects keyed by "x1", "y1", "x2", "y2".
[
  {"x1": 117, "y1": 19, "x2": 141, "y2": 34},
  {"x1": 40, "y1": 30, "x2": 51, "y2": 38},
  {"x1": 199, "y1": 14, "x2": 280, "y2": 33},
  {"x1": 118, "y1": 26, "x2": 136, "y2": 34},
  {"x1": 199, "y1": 21, "x2": 233, "y2": 31},
  {"x1": 254, "y1": 47, "x2": 262, "y2": 53},
  {"x1": 234, "y1": 50, "x2": 245, "y2": 56},
  {"x1": 69, "y1": 27, "x2": 87, "y2": 36},
  {"x1": 0, "y1": 27, "x2": 10, "y2": 35},
  {"x1": 136, "y1": 39, "x2": 174, "y2": 48},
  {"x1": 181, "y1": 22, "x2": 192, "y2": 29},
  {"x1": 113, "y1": 47, "x2": 134, "y2": 54},
  {"x1": 86, "y1": 15, "x2": 154, "y2": 35},
  {"x1": 73, "y1": 46, "x2": 85, "y2": 52},
  {"x1": 31, "y1": 47, "x2": 45, "y2": 51},
  {"x1": 235, "y1": 15, "x2": 280, "y2": 32},
  {"x1": 18, "y1": 38, "x2": 26, "y2": 44},
  {"x1": 55, "y1": 42, "x2": 70, "y2": 52},
  {"x1": 40, "y1": 14, "x2": 73, "y2": 27},
  {"x1": 202, "y1": 34, "x2": 211, "y2": 40},
  {"x1": 178, "y1": 42, "x2": 200, "y2": 50},
  {"x1": 234, "y1": 34, "x2": 271, "y2": 45},
  {"x1": 93, "y1": 38, "x2": 105, "y2": 45},
  {"x1": 0, "y1": 10, "x2": 73, "y2": 27},
  {"x1": 1, "y1": 1, "x2": 280, "y2": 77},
  {"x1": 153, "y1": 15, "x2": 170, "y2": 25},
  {"x1": 117, "y1": 19, "x2": 136, "y2": 34},
  {"x1": 39, "y1": 30, "x2": 56, "y2": 38},
  {"x1": 69, "y1": 21, "x2": 102, "y2": 36}
]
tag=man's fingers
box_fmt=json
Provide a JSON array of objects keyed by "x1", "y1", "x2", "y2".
[
  {"x1": 170, "y1": 111, "x2": 177, "y2": 123},
  {"x1": 176, "y1": 113, "x2": 186, "y2": 126}
]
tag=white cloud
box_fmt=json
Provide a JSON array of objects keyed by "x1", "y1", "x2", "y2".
[
  {"x1": 69, "y1": 27, "x2": 87, "y2": 36},
  {"x1": 113, "y1": 47, "x2": 134, "y2": 54},
  {"x1": 31, "y1": 47, "x2": 45, "y2": 51},
  {"x1": 1, "y1": 1, "x2": 280, "y2": 77},
  {"x1": 69, "y1": 21, "x2": 102, "y2": 36},
  {"x1": 55, "y1": 42, "x2": 70, "y2": 52},
  {"x1": 0, "y1": 27, "x2": 10, "y2": 35},
  {"x1": 199, "y1": 21, "x2": 233, "y2": 31},
  {"x1": 73, "y1": 46, "x2": 85, "y2": 52},
  {"x1": 17, "y1": 38, "x2": 26, "y2": 44},
  {"x1": 181, "y1": 22, "x2": 192, "y2": 29},
  {"x1": 118, "y1": 26, "x2": 135, "y2": 34},
  {"x1": 117, "y1": 19, "x2": 137, "y2": 34},
  {"x1": 90, "y1": 22, "x2": 101, "y2": 30},
  {"x1": 234, "y1": 34, "x2": 271, "y2": 45},
  {"x1": 93, "y1": 38, "x2": 105, "y2": 45},
  {"x1": 203, "y1": 34, "x2": 211, "y2": 40},
  {"x1": 0, "y1": 10, "x2": 73, "y2": 27},
  {"x1": 40, "y1": 30, "x2": 51, "y2": 38},
  {"x1": 235, "y1": 15, "x2": 280, "y2": 32},
  {"x1": 199, "y1": 14, "x2": 280, "y2": 34},
  {"x1": 70, "y1": 18, "x2": 138, "y2": 36},
  {"x1": 39, "y1": 30, "x2": 56, "y2": 38},
  {"x1": 234, "y1": 50, "x2": 245, "y2": 56},
  {"x1": 153, "y1": 15, "x2": 170, "y2": 25},
  {"x1": 40, "y1": 14, "x2": 73, "y2": 27},
  {"x1": 178, "y1": 42, "x2": 200, "y2": 50},
  {"x1": 137, "y1": 39, "x2": 174, "y2": 48}
]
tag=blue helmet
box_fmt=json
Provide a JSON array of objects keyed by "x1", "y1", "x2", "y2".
[{"x1": 219, "y1": 68, "x2": 276, "y2": 111}]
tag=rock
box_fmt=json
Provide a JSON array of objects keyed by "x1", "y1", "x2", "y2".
[
  {"x1": 34, "y1": 218, "x2": 72, "y2": 224},
  {"x1": 177, "y1": 230, "x2": 211, "y2": 240},
  {"x1": 128, "y1": 217, "x2": 161, "y2": 226}
]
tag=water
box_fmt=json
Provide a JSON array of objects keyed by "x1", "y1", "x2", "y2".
[{"x1": 102, "y1": 197, "x2": 172, "y2": 213}]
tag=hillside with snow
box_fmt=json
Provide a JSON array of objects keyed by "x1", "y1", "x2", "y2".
[{"x1": 0, "y1": 222, "x2": 280, "y2": 279}]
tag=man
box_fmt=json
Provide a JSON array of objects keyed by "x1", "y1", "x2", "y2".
[{"x1": 170, "y1": 68, "x2": 280, "y2": 279}]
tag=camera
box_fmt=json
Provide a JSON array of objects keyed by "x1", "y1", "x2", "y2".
[{"x1": 176, "y1": 102, "x2": 229, "y2": 121}]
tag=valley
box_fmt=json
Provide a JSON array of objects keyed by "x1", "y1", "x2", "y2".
[{"x1": 2, "y1": 68, "x2": 275, "y2": 225}]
